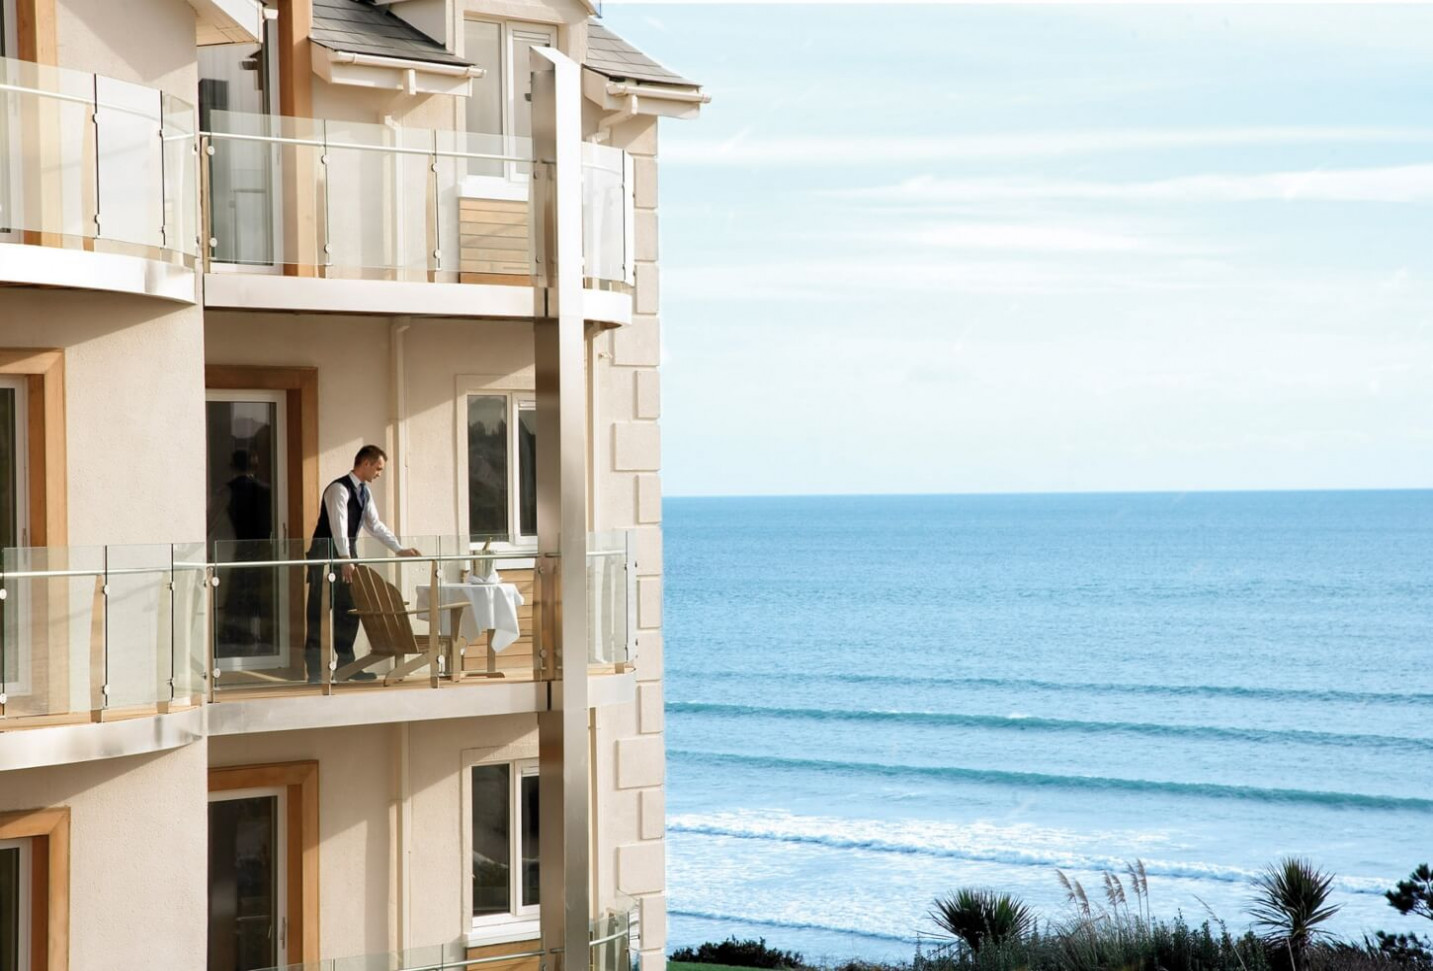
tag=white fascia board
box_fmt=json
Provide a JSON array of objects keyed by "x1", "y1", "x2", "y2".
[
  {"x1": 580, "y1": 67, "x2": 706, "y2": 121},
  {"x1": 190, "y1": 0, "x2": 265, "y2": 45},
  {"x1": 312, "y1": 43, "x2": 477, "y2": 97}
]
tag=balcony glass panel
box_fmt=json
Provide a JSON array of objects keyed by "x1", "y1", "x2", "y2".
[
  {"x1": 0, "y1": 56, "x2": 95, "y2": 243},
  {"x1": 0, "y1": 545, "x2": 102, "y2": 719},
  {"x1": 587, "y1": 531, "x2": 632, "y2": 670},
  {"x1": 209, "y1": 537, "x2": 328, "y2": 693},
  {"x1": 581, "y1": 142, "x2": 630, "y2": 287},
  {"x1": 102, "y1": 543, "x2": 173, "y2": 710},
  {"x1": 94, "y1": 75, "x2": 163, "y2": 249},
  {"x1": 206, "y1": 109, "x2": 322, "y2": 269},
  {"x1": 0, "y1": 55, "x2": 196, "y2": 260}
]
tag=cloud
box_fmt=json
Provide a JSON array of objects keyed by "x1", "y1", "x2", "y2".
[
  {"x1": 837, "y1": 164, "x2": 1433, "y2": 206},
  {"x1": 866, "y1": 222, "x2": 1152, "y2": 254},
  {"x1": 664, "y1": 128, "x2": 1433, "y2": 166}
]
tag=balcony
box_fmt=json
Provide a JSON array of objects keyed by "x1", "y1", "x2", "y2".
[
  {"x1": 250, "y1": 904, "x2": 636, "y2": 971},
  {"x1": 0, "y1": 534, "x2": 634, "y2": 754},
  {"x1": 199, "y1": 109, "x2": 636, "y2": 322},
  {"x1": 0, "y1": 55, "x2": 200, "y2": 300},
  {"x1": 0, "y1": 56, "x2": 637, "y2": 320}
]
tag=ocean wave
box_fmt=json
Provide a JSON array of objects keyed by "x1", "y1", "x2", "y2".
[
  {"x1": 666, "y1": 671, "x2": 1433, "y2": 708},
  {"x1": 666, "y1": 813, "x2": 1391, "y2": 895},
  {"x1": 668, "y1": 750, "x2": 1433, "y2": 811},
  {"x1": 665, "y1": 702, "x2": 1433, "y2": 753},
  {"x1": 670, "y1": 908, "x2": 918, "y2": 945}
]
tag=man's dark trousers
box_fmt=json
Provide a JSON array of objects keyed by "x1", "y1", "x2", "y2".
[{"x1": 304, "y1": 563, "x2": 360, "y2": 679}]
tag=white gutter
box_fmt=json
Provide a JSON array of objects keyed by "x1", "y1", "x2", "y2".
[
  {"x1": 604, "y1": 79, "x2": 710, "y2": 104},
  {"x1": 327, "y1": 49, "x2": 485, "y2": 79}
]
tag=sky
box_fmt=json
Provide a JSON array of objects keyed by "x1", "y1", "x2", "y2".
[{"x1": 598, "y1": 3, "x2": 1433, "y2": 497}]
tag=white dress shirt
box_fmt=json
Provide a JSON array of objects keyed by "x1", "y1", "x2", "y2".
[{"x1": 324, "y1": 473, "x2": 403, "y2": 558}]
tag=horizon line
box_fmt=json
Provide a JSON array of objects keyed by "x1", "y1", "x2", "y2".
[{"x1": 663, "y1": 485, "x2": 1433, "y2": 500}]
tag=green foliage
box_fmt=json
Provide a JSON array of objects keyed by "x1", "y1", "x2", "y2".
[
  {"x1": 1385, "y1": 866, "x2": 1433, "y2": 923},
  {"x1": 669, "y1": 937, "x2": 807, "y2": 970},
  {"x1": 930, "y1": 889, "x2": 1037, "y2": 953},
  {"x1": 1373, "y1": 864, "x2": 1433, "y2": 965},
  {"x1": 1251, "y1": 857, "x2": 1342, "y2": 968}
]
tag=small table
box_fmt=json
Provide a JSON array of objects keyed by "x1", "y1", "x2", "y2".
[{"x1": 416, "y1": 581, "x2": 525, "y2": 678}]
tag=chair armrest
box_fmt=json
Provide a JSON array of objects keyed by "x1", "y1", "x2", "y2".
[{"x1": 350, "y1": 602, "x2": 468, "y2": 617}]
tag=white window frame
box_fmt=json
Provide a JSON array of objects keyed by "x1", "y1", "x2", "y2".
[
  {"x1": 456, "y1": 374, "x2": 537, "y2": 550},
  {"x1": 0, "y1": 837, "x2": 32, "y2": 971},
  {"x1": 459, "y1": 18, "x2": 556, "y2": 200},
  {"x1": 463, "y1": 756, "x2": 540, "y2": 939},
  {"x1": 207, "y1": 786, "x2": 290, "y2": 965}
]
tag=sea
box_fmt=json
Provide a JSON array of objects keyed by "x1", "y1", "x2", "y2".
[{"x1": 661, "y1": 491, "x2": 1433, "y2": 964}]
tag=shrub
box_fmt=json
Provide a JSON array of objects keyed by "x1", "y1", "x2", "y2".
[
  {"x1": 929, "y1": 889, "x2": 1036, "y2": 953},
  {"x1": 1251, "y1": 857, "x2": 1342, "y2": 971},
  {"x1": 670, "y1": 937, "x2": 807, "y2": 970}
]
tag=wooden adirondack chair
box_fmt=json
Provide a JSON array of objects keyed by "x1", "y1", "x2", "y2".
[{"x1": 335, "y1": 565, "x2": 468, "y2": 686}]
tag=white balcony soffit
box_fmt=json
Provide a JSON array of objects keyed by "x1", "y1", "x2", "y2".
[
  {"x1": 190, "y1": 0, "x2": 266, "y2": 46},
  {"x1": 0, "y1": 243, "x2": 198, "y2": 304},
  {"x1": 313, "y1": 44, "x2": 483, "y2": 97},
  {"x1": 202, "y1": 273, "x2": 632, "y2": 327},
  {"x1": 581, "y1": 68, "x2": 709, "y2": 121},
  {"x1": 0, "y1": 708, "x2": 204, "y2": 772}
]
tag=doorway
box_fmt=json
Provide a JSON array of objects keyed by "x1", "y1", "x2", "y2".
[
  {"x1": 0, "y1": 837, "x2": 31, "y2": 971},
  {"x1": 0, "y1": 374, "x2": 28, "y2": 551},
  {"x1": 208, "y1": 788, "x2": 286, "y2": 971},
  {"x1": 206, "y1": 390, "x2": 289, "y2": 671}
]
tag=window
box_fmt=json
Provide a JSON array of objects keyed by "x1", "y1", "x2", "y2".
[
  {"x1": 470, "y1": 761, "x2": 539, "y2": 926},
  {"x1": 462, "y1": 19, "x2": 556, "y2": 185},
  {"x1": 0, "y1": 838, "x2": 30, "y2": 971},
  {"x1": 467, "y1": 394, "x2": 536, "y2": 544}
]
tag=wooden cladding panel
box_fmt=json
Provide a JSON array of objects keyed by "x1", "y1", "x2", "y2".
[{"x1": 459, "y1": 198, "x2": 531, "y2": 278}]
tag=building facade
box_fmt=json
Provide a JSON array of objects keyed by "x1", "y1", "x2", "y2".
[{"x1": 0, "y1": 1, "x2": 701, "y2": 968}]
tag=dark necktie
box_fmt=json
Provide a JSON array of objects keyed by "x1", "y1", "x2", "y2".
[{"x1": 358, "y1": 483, "x2": 370, "y2": 511}]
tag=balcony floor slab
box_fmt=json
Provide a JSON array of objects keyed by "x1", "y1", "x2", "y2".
[
  {"x1": 0, "y1": 243, "x2": 197, "y2": 304},
  {"x1": 0, "y1": 707, "x2": 205, "y2": 771}
]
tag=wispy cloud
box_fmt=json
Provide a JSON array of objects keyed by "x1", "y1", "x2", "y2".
[
  {"x1": 836, "y1": 164, "x2": 1433, "y2": 206},
  {"x1": 862, "y1": 222, "x2": 1156, "y2": 254},
  {"x1": 664, "y1": 128, "x2": 1433, "y2": 166}
]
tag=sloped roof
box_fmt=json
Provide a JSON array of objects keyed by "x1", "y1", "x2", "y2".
[
  {"x1": 586, "y1": 22, "x2": 698, "y2": 88},
  {"x1": 311, "y1": 0, "x2": 472, "y2": 68}
]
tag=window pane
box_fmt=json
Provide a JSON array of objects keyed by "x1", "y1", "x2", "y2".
[
  {"x1": 510, "y1": 29, "x2": 554, "y2": 144},
  {"x1": 520, "y1": 772, "x2": 540, "y2": 907},
  {"x1": 0, "y1": 389, "x2": 15, "y2": 550},
  {"x1": 471, "y1": 764, "x2": 511, "y2": 917},
  {"x1": 468, "y1": 396, "x2": 509, "y2": 540},
  {"x1": 0, "y1": 846, "x2": 19, "y2": 971},
  {"x1": 464, "y1": 20, "x2": 503, "y2": 178},
  {"x1": 518, "y1": 406, "x2": 537, "y2": 537}
]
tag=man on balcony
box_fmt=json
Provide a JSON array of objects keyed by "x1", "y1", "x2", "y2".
[{"x1": 305, "y1": 445, "x2": 421, "y2": 683}]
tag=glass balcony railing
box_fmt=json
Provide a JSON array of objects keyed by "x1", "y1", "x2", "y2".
[
  {"x1": 250, "y1": 905, "x2": 636, "y2": 971},
  {"x1": 0, "y1": 54, "x2": 199, "y2": 262},
  {"x1": 0, "y1": 532, "x2": 633, "y2": 722},
  {"x1": 0, "y1": 544, "x2": 208, "y2": 722},
  {"x1": 202, "y1": 109, "x2": 634, "y2": 289}
]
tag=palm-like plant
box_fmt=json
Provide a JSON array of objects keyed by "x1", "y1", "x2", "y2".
[
  {"x1": 930, "y1": 888, "x2": 1036, "y2": 953},
  {"x1": 1250, "y1": 857, "x2": 1341, "y2": 970}
]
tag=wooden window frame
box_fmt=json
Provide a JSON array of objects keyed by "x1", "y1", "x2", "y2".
[
  {"x1": 205, "y1": 365, "x2": 318, "y2": 543},
  {"x1": 209, "y1": 761, "x2": 319, "y2": 965},
  {"x1": 0, "y1": 807, "x2": 69, "y2": 971},
  {"x1": 0, "y1": 349, "x2": 66, "y2": 548}
]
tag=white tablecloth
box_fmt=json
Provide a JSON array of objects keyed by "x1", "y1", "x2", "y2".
[{"x1": 416, "y1": 581, "x2": 525, "y2": 650}]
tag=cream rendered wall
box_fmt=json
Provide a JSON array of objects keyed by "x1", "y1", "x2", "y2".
[
  {"x1": 56, "y1": 0, "x2": 199, "y2": 101},
  {"x1": 205, "y1": 311, "x2": 394, "y2": 525},
  {"x1": 399, "y1": 318, "x2": 532, "y2": 538},
  {"x1": 590, "y1": 115, "x2": 666, "y2": 971},
  {"x1": 0, "y1": 290, "x2": 207, "y2": 545},
  {"x1": 0, "y1": 741, "x2": 210, "y2": 969},
  {"x1": 210, "y1": 714, "x2": 542, "y2": 957}
]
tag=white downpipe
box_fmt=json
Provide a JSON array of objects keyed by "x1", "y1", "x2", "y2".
[
  {"x1": 394, "y1": 721, "x2": 413, "y2": 952},
  {"x1": 392, "y1": 317, "x2": 412, "y2": 536}
]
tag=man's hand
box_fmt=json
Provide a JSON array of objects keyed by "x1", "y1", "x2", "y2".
[
  {"x1": 341, "y1": 562, "x2": 356, "y2": 583},
  {"x1": 398, "y1": 547, "x2": 422, "y2": 557}
]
